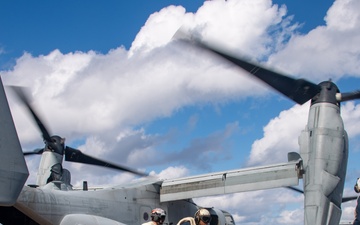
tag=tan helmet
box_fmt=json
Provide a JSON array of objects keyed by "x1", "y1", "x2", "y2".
[
  {"x1": 194, "y1": 208, "x2": 211, "y2": 224},
  {"x1": 355, "y1": 178, "x2": 360, "y2": 193},
  {"x1": 151, "y1": 208, "x2": 166, "y2": 223}
]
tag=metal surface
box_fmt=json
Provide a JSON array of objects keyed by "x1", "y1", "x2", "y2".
[
  {"x1": 0, "y1": 78, "x2": 29, "y2": 206},
  {"x1": 161, "y1": 161, "x2": 301, "y2": 202}
]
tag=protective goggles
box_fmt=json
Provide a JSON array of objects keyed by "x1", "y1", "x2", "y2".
[{"x1": 200, "y1": 216, "x2": 211, "y2": 223}]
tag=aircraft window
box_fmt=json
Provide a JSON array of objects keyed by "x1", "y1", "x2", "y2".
[{"x1": 143, "y1": 212, "x2": 149, "y2": 221}]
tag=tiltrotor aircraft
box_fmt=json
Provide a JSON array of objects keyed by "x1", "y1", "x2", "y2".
[{"x1": 0, "y1": 36, "x2": 359, "y2": 225}]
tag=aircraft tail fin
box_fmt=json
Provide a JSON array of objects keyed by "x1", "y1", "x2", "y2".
[{"x1": 0, "y1": 77, "x2": 28, "y2": 206}]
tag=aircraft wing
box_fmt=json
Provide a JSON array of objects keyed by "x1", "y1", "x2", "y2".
[{"x1": 160, "y1": 160, "x2": 301, "y2": 202}]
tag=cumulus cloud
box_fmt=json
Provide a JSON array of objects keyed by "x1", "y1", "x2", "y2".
[
  {"x1": 246, "y1": 103, "x2": 309, "y2": 166},
  {"x1": 149, "y1": 166, "x2": 190, "y2": 180},
  {"x1": 267, "y1": 0, "x2": 360, "y2": 80},
  {"x1": 194, "y1": 188, "x2": 303, "y2": 224}
]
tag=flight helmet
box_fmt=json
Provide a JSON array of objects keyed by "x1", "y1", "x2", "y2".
[
  {"x1": 151, "y1": 208, "x2": 166, "y2": 223},
  {"x1": 354, "y1": 178, "x2": 360, "y2": 193},
  {"x1": 194, "y1": 208, "x2": 212, "y2": 225}
]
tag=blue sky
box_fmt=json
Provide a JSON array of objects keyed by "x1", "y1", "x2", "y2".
[{"x1": 1, "y1": 0, "x2": 360, "y2": 224}]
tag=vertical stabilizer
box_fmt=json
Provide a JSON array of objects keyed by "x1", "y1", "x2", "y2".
[{"x1": 0, "y1": 77, "x2": 28, "y2": 206}]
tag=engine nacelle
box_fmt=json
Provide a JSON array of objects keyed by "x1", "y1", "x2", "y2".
[{"x1": 208, "y1": 208, "x2": 236, "y2": 225}]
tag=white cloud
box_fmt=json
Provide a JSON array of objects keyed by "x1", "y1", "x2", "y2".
[
  {"x1": 247, "y1": 103, "x2": 309, "y2": 166},
  {"x1": 194, "y1": 188, "x2": 303, "y2": 224},
  {"x1": 326, "y1": 0, "x2": 360, "y2": 31},
  {"x1": 149, "y1": 166, "x2": 189, "y2": 180},
  {"x1": 342, "y1": 101, "x2": 360, "y2": 138},
  {"x1": 276, "y1": 209, "x2": 303, "y2": 224},
  {"x1": 267, "y1": 0, "x2": 360, "y2": 80}
]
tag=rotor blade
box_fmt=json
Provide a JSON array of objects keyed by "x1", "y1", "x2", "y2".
[
  {"x1": 9, "y1": 86, "x2": 52, "y2": 143},
  {"x1": 286, "y1": 186, "x2": 304, "y2": 194},
  {"x1": 286, "y1": 186, "x2": 357, "y2": 203},
  {"x1": 64, "y1": 146, "x2": 148, "y2": 176},
  {"x1": 185, "y1": 40, "x2": 321, "y2": 105},
  {"x1": 23, "y1": 148, "x2": 44, "y2": 156},
  {"x1": 338, "y1": 90, "x2": 360, "y2": 102},
  {"x1": 342, "y1": 196, "x2": 358, "y2": 203}
]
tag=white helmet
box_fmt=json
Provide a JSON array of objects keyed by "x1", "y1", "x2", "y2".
[
  {"x1": 355, "y1": 178, "x2": 360, "y2": 193},
  {"x1": 194, "y1": 208, "x2": 211, "y2": 225},
  {"x1": 151, "y1": 208, "x2": 166, "y2": 223}
]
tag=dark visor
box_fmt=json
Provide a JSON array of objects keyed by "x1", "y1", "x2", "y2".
[{"x1": 200, "y1": 216, "x2": 211, "y2": 223}]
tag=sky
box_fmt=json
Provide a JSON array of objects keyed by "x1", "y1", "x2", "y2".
[{"x1": 1, "y1": 0, "x2": 360, "y2": 224}]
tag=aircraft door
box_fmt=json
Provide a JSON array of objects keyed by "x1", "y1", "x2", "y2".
[{"x1": 140, "y1": 206, "x2": 152, "y2": 224}]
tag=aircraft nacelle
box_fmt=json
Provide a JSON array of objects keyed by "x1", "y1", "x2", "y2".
[
  {"x1": 299, "y1": 99, "x2": 348, "y2": 225},
  {"x1": 37, "y1": 151, "x2": 65, "y2": 186},
  {"x1": 0, "y1": 77, "x2": 29, "y2": 206}
]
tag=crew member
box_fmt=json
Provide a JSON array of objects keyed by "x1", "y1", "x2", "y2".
[
  {"x1": 143, "y1": 208, "x2": 166, "y2": 225},
  {"x1": 353, "y1": 178, "x2": 360, "y2": 225},
  {"x1": 194, "y1": 208, "x2": 212, "y2": 225}
]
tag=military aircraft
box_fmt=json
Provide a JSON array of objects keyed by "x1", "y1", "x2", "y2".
[{"x1": 0, "y1": 35, "x2": 359, "y2": 225}]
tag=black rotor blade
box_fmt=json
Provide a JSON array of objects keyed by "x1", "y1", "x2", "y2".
[
  {"x1": 339, "y1": 90, "x2": 360, "y2": 102},
  {"x1": 287, "y1": 186, "x2": 357, "y2": 203},
  {"x1": 10, "y1": 86, "x2": 52, "y2": 143},
  {"x1": 64, "y1": 146, "x2": 147, "y2": 176},
  {"x1": 286, "y1": 186, "x2": 304, "y2": 194},
  {"x1": 342, "y1": 196, "x2": 358, "y2": 203},
  {"x1": 23, "y1": 148, "x2": 44, "y2": 156},
  {"x1": 186, "y1": 40, "x2": 321, "y2": 105}
]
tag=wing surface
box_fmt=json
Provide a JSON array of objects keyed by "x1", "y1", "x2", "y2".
[{"x1": 160, "y1": 160, "x2": 301, "y2": 202}]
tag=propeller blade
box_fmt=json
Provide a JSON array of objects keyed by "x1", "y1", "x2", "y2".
[
  {"x1": 64, "y1": 146, "x2": 147, "y2": 176},
  {"x1": 23, "y1": 148, "x2": 44, "y2": 156},
  {"x1": 9, "y1": 86, "x2": 52, "y2": 143},
  {"x1": 287, "y1": 186, "x2": 357, "y2": 203},
  {"x1": 286, "y1": 186, "x2": 303, "y2": 194},
  {"x1": 342, "y1": 196, "x2": 358, "y2": 203},
  {"x1": 183, "y1": 40, "x2": 321, "y2": 105},
  {"x1": 338, "y1": 90, "x2": 360, "y2": 102}
]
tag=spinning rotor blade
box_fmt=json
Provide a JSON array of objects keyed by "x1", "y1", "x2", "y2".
[
  {"x1": 338, "y1": 90, "x2": 360, "y2": 102},
  {"x1": 64, "y1": 146, "x2": 148, "y2": 176},
  {"x1": 342, "y1": 196, "x2": 358, "y2": 203},
  {"x1": 286, "y1": 186, "x2": 303, "y2": 194},
  {"x1": 12, "y1": 86, "x2": 147, "y2": 176},
  {"x1": 10, "y1": 86, "x2": 52, "y2": 143},
  {"x1": 23, "y1": 148, "x2": 44, "y2": 156},
  {"x1": 183, "y1": 40, "x2": 321, "y2": 105},
  {"x1": 287, "y1": 186, "x2": 357, "y2": 203}
]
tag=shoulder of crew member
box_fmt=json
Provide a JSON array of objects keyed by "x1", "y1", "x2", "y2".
[{"x1": 142, "y1": 221, "x2": 157, "y2": 225}]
